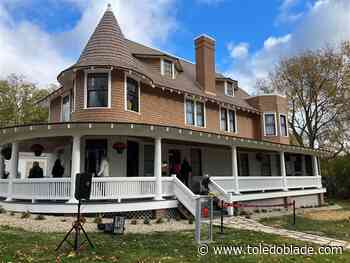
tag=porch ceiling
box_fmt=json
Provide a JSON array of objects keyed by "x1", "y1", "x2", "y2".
[
  {"x1": 0, "y1": 122, "x2": 329, "y2": 157},
  {"x1": 18, "y1": 137, "x2": 72, "y2": 153}
]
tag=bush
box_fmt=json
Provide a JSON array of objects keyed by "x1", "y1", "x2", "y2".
[
  {"x1": 322, "y1": 155, "x2": 350, "y2": 199},
  {"x1": 21, "y1": 211, "x2": 31, "y2": 219},
  {"x1": 130, "y1": 219, "x2": 137, "y2": 225},
  {"x1": 0, "y1": 206, "x2": 6, "y2": 214},
  {"x1": 188, "y1": 217, "x2": 194, "y2": 224}
]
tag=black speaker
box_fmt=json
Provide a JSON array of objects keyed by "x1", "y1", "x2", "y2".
[{"x1": 75, "y1": 173, "x2": 92, "y2": 200}]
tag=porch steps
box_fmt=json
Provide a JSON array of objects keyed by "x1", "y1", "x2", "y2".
[{"x1": 177, "y1": 204, "x2": 193, "y2": 219}]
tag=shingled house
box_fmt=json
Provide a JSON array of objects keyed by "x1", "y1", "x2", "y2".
[{"x1": 0, "y1": 6, "x2": 326, "y2": 216}]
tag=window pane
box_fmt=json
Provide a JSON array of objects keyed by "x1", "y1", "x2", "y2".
[
  {"x1": 280, "y1": 115, "x2": 287, "y2": 136},
  {"x1": 264, "y1": 114, "x2": 276, "y2": 136},
  {"x1": 186, "y1": 99, "x2": 195, "y2": 125},
  {"x1": 196, "y1": 102, "x2": 204, "y2": 127},
  {"x1": 221, "y1": 108, "x2": 227, "y2": 131},
  {"x1": 229, "y1": 110, "x2": 236, "y2": 132},
  {"x1": 127, "y1": 77, "x2": 139, "y2": 112},
  {"x1": 62, "y1": 96, "x2": 70, "y2": 122},
  {"x1": 226, "y1": 82, "x2": 234, "y2": 96},
  {"x1": 87, "y1": 73, "x2": 108, "y2": 107},
  {"x1": 163, "y1": 60, "x2": 173, "y2": 78}
]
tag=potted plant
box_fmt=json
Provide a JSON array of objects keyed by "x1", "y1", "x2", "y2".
[{"x1": 112, "y1": 142, "x2": 127, "y2": 154}]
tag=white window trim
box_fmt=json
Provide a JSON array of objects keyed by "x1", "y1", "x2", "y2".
[
  {"x1": 279, "y1": 113, "x2": 289, "y2": 137},
  {"x1": 224, "y1": 81, "x2": 234, "y2": 97},
  {"x1": 61, "y1": 93, "x2": 71, "y2": 122},
  {"x1": 160, "y1": 58, "x2": 175, "y2": 79},
  {"x1": 84, "y1": 69, "x2": 112, "y2": 109},
  {"x1": 219, "y1": 106, "x2": 238, "y2": 133},
  {"x1": 124, "y1": 73, "x2": 141, "y2": 114},
  {"x1": 184, "y1": 96, "x2": 206, "y2": 128},
  {"x1": 73, "y1": 76, "x2": 76, "y2": 112},
  {"x1": 263, "y1": 112, "x2": 278, "y2": 137}
]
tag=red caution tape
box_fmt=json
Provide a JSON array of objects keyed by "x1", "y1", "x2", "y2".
[{"x1": 223, "y1": 202, "x2": 294, "y2": 209}]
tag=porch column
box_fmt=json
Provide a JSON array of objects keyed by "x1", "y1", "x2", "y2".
[
  {"x1": 154, "y1": 137, "x2": 163, "y2": 200},
  {"x1": 280, "y1": 151, "x2": 288, "y2": 191},
  {"x1": 231, "y1": 146, "x2": 239, "y2": 194},
  {"x1": 6, "y1": 141, "x2": 19, "y2": 201},
  {"x1": 67, "y1": 135, "x2": 81, "y2": 203},
  {"x1": 312, "y1": 155, "x2": 322, "y2": 188}
]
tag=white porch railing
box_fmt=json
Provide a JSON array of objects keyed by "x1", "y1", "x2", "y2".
[
  {"x1": 162, "y1": 177, "x2": 174, "y2": 197},
  {"x1": 12, "y1": 178, "x2": 71, "y2": 200},
  {"x1": 90, "y1": 177, "x2": 156, "y2": 200},
  {"x1": 0, "y1": 179, "x2": 8, "y2": 198},
  {"x1": 210, "y1": 176, "x2": 322, "y2": 193},
  {"x1": 172, "y1": 175, "x2": 199, "y2": 215},
  {"x1": 287, "y1": 176, "x2": 322, "y2": 189}
]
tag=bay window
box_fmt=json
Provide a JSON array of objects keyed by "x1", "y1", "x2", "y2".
[
  {"x1": 264, "y1": 113, "x2": 277, "y2": 136},
  {"x1": 280, "y1": 114, "x2": 288, "y2": 136},
  {"x1": 61, "y1": 95, "x2": 70, "y2": 122}
]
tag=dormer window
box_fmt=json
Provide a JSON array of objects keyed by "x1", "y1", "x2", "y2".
[
  {"x1": 161, "y1": 59, "x2": 175, "y2": 79},
  {"x1": 264, "y1": 113, "x2": 277, "y2": 136},
  {"x1": 84, "y1": 70, "x2": 111, "y2": 108},
  {"x1": 225, "y1": 81, "x2": 234, "y2": 97}
]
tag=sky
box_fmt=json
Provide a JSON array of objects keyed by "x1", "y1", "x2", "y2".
[{"x1": 0, "y1": 0, "x2": 349, "y2": 94}]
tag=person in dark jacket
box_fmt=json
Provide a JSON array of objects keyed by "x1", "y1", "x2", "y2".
[
  {"x1": 179, "y1": 158, "x2": 192, "y2": 186},
  {"x1": 52, "y1": 159, "x2": 64, "y2": 178},
  {"x1": 28, "y1": 162, "x2": 43, "y2": 178}
]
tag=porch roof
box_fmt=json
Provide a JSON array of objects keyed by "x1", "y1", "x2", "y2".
[{"x1": 0, "y1": 122, "x2": 330, "y2": 157}]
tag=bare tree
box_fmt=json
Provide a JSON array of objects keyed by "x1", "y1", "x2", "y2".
[{"x1": 264, "y1": 42, "x2": 350, "y2": 154}]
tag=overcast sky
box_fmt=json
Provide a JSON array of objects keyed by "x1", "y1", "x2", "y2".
[{"x1": 0, "y1": 0, "x2": 349, "y2": 93}]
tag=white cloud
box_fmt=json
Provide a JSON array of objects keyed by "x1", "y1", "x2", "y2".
[
  {"x1": 0, "y1": 0, "x2": 177, "y2": 87},
  {"x1": 276, "y1": 0, "x2": 303, "y2": 24},
  {"x1": 225, "y1": 0, "x2": 350, "y2": 94},
  {"x1": 263, "y1": 34, "x2": 291, "y2": 50},
  {"x1": 227, "y1": 42, "x2": 249, "y2": 59}
]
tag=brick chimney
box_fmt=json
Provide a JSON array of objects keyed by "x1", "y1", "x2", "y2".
[{"x1": 195, "y1": 35, "x2": 216, "y2": 95}]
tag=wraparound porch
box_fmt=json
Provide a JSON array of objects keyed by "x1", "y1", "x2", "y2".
[{"x1": 0, "y1": 122, "x2": 327, "y2": 214}]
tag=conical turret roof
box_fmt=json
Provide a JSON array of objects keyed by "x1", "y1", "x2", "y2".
[{"x1": 75, "y1": 6, "x2": 137, "y2": 70}]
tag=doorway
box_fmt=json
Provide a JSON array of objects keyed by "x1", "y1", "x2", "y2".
[
  {"x1": 168, "y1": 149, "x2": 181, "y2": 176},
  {"x1": 127, "y1": 141, "x2": 139, "y2": 177},
  {"x1": 85, "y1": 139, "x2": 108, "y2": 176}
]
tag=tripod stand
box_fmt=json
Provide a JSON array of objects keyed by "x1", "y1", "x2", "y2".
[{"x1": 56, "y1": 199, "x2": 94, "y2": 252}]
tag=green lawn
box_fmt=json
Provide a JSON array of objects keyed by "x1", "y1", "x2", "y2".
[
  {"x1": 0, "y1": 225, "x2": 348, "y2": 262},
  {"x1": 260, "y1": 200, "x2": 350, "y2": 242}
]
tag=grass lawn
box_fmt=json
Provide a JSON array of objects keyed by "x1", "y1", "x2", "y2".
[
  {"x1": 0, "y1": 225, "x2": 348, "y2": 262},
  {"x1": 260, "y1": 199, "x2": 350, "y2": 242}
]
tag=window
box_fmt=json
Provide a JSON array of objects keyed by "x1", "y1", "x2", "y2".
[
  {"x1": 126, "y1": 77, "x2": 139, "y2": 112},
  {"x1": 220, "y1": 108, "x2": 236, "y2": 133},
  {"x1": 86, "y1": 73, "x2": 109, "y2": 108},
  {"x1": 261, "y1": 155, "x2": 271, "y2": 176},
  {"x1": 225, "y1": 81, "x2": 234, "y2": 97},
  {"x1": 62, "y1": 95, "x2": 70, "y2": 122},
  {"x1": 280, "y1": 114, "x2": 288, "y2": 136},
  {"x1": 305, "y1": 155, "x2": 313, "y2": 176},
  {"x1": 185, "y1": 98, "x2": 205, "y2": 127},
  {"x1": 162, "y1": 59, "x2": 174, "y2": 78},
  {"x1": 143, "y1": 145, "x2": 154, "y2": 176},
  {"x1": 186, "y1": 99, "x2": 195, "y2": 125},
  {"x1": 238, "y1": 153, "x2": 249, "y2": 176},
  {"x1": 220, "y1": 108, "x2": 228, "y2": 131},
  {"x1": 264, "y1": 113, "x2": 276, "y2": 136}
]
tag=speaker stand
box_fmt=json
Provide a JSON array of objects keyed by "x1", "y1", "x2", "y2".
[{"x1": 56, "y1": 199, "x2": 94, "y2": 253}]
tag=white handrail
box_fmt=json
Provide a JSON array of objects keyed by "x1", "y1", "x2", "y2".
[
  {"x1": 208, "y1": 178, "x2": 231, "y2": 202},
  {"x1": 172, "y1": 175, "x2": 199, "y2": 215}
]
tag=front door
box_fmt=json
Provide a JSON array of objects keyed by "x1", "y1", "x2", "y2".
[
  {"x1": 85, "y1": 139, "x2": 107, "y2": 176},
  {"x1": 127, "y1": 141, "x2": 139, "y2": 177}
]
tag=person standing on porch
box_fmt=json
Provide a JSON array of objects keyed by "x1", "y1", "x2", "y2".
[
  {"x1": 180, "y1": 158, "x2": 192, "y2": 187},
  {"x1": 52, "y1": 159, "x2": 64, "y2": 178},
  {"x1": 28, "y1": 162, "x2": 43, "y2": 178},
  {"x1": 97, "y1": 157, "x2": 110, "y2": 177}
]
